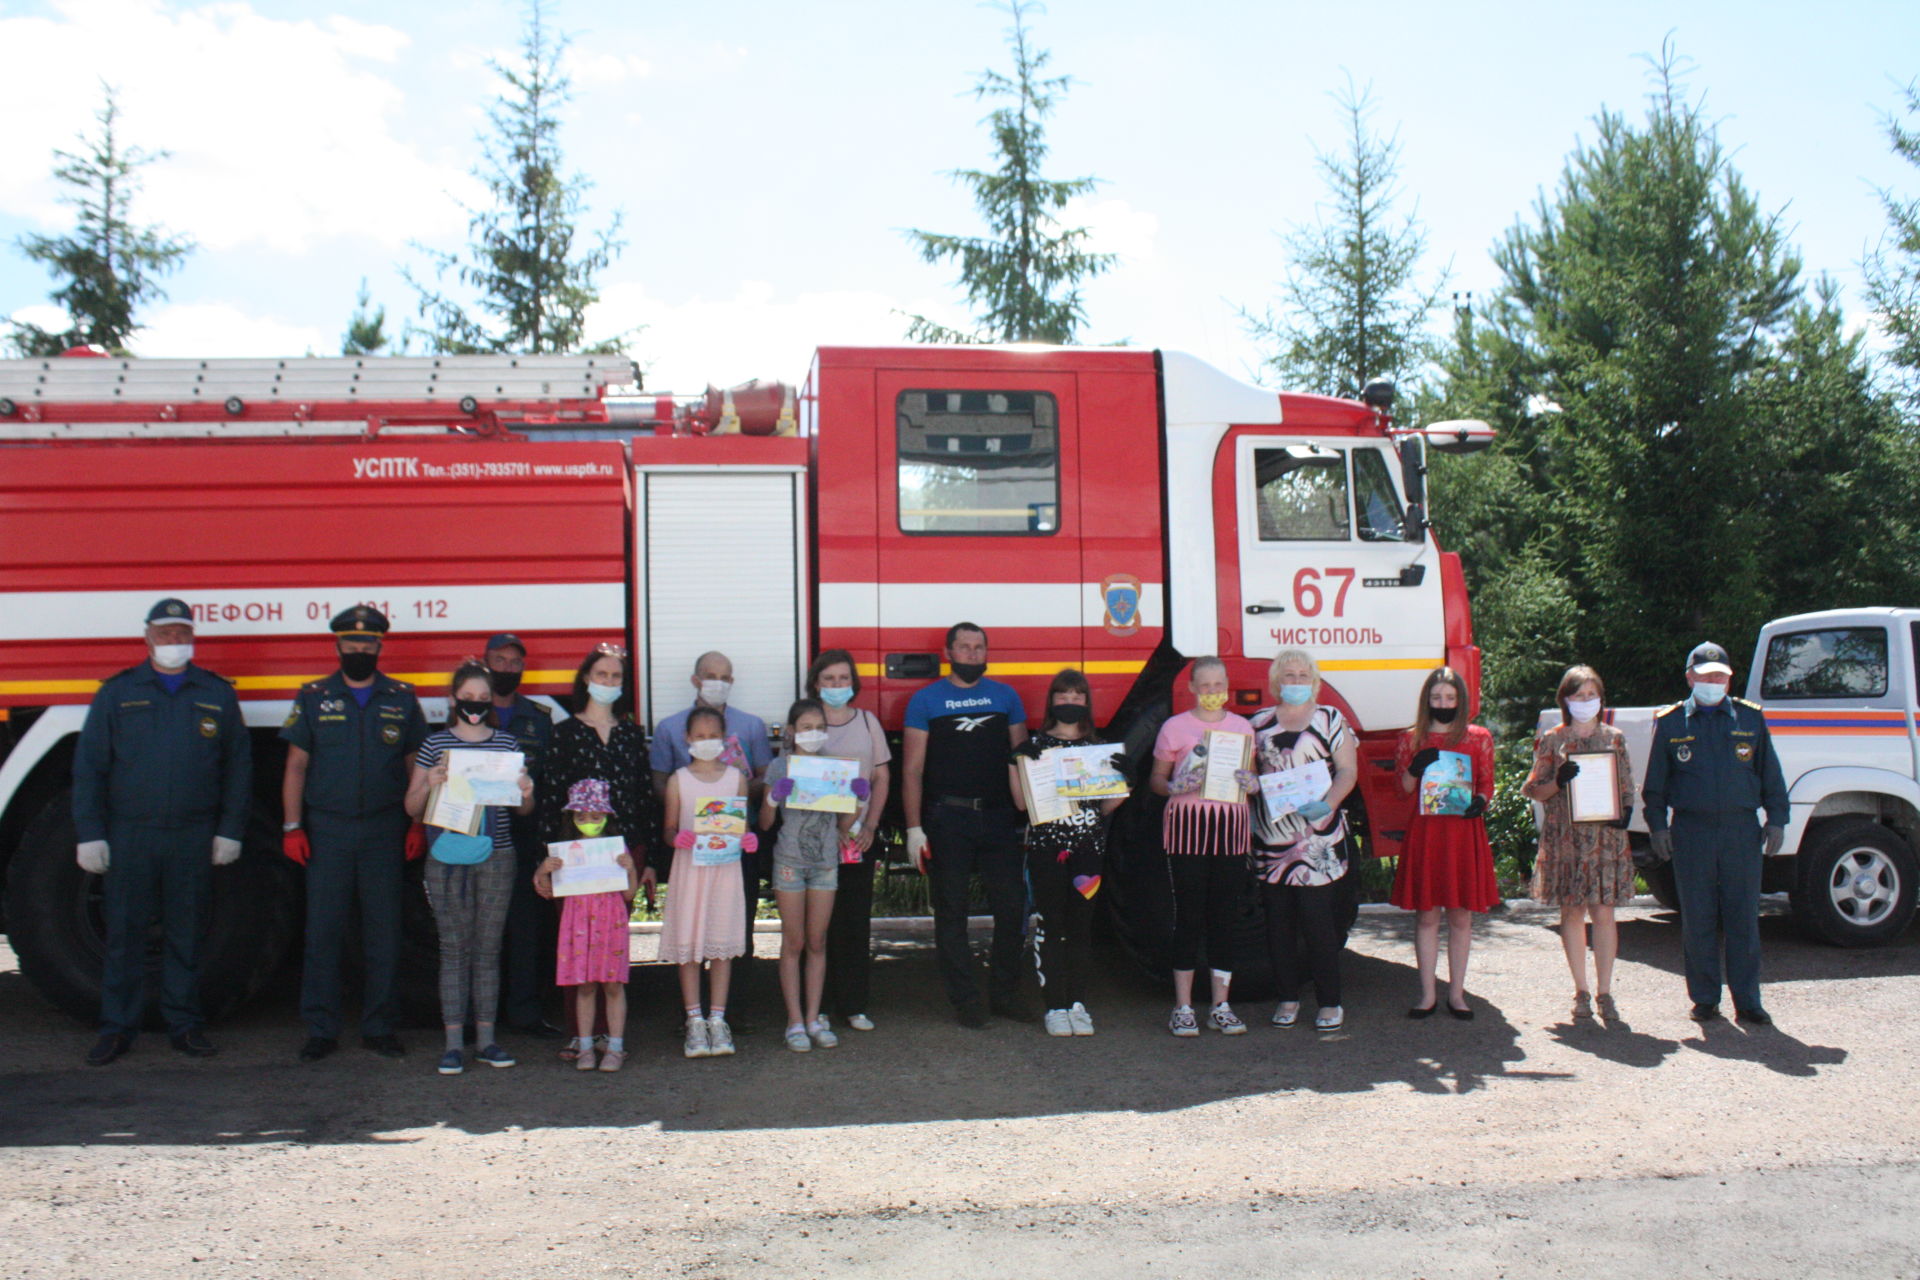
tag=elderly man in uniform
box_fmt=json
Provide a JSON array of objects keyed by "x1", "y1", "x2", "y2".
[
  {"x1": 74, "y1": 598, "x2": 252, "y2": 1066},
  {"x1": 1642, "y1": 641, "x2": 1790, "y2": 1027},
  {"x1": 281, "y1": 606, "x2": 428, "y2": 1062},
  {"x1": 485, "y1": 631, "x2": 562, "y2": 1038}
]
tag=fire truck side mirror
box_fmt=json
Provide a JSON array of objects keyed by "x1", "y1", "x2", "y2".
[{"x1": 1399, "y1": 435, "x2": 1428, "y2": 537}]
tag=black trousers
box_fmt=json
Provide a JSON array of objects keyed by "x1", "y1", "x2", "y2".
[
  {"x1": 1028, "y1": 848, "x2": 1092, "y2": 1011},
  {"x1": 301, "y1": 812, "x2": 408, "y2": 1039},
  {"x1": 499, "y1": 836, "x2": 557, "y2": 1028},
  {"x1": 1262, "y1": 877, "x2": 1344, "y2": 1007},
  {"x1": 1167, "y1": 854, "x2": 1244, "y2": 974},
  {"x1": 925, "y1": 806, "x2": 1025, "y2": 1008},
  {"x1": 823, "y1": 851, "x2": 875, "y2": 1019}
]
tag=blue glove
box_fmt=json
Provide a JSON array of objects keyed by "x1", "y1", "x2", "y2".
[{"x1": 1295, "y1": 800, "x2": 1332, "y2": 822}]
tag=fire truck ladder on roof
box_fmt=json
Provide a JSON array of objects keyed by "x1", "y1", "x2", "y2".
[{"x1": 0, "y1": 354, "x2": 642, "y2": 441}]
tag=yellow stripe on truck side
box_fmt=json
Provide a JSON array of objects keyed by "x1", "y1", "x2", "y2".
[{"x1": 0, "y1": 670, "x2": 581, "y2": 697}]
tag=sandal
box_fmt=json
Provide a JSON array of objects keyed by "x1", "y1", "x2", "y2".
[
  {"x1": 1572, "y1": 991, "x2": 1594, "y2": 1021},
  {"x1": 1595, "y1": 993, "x2": 1619, "y2": 1023}
]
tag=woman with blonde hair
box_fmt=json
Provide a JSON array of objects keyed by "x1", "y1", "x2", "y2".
[
  {"x1": 1391, "y1": 666, "x2": 1498, "y2": 1019},
  {"x1": 1248, "y1": 649, "x2": 1359, "y2": 1032},
  {"x1": 1521, "y1": 665, "x2": 1635, "y2": 1022}
]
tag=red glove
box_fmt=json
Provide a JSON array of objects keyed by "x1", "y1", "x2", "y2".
[
  {"x1": 742, "y1": 832, "x2": 759, "y2": 854},
  {"x1": 673, "y1": 830, "x2": 696, "y2": 850},
  {"x1": 404, "y1": 823, "x2": 428, "y2": 862},
  {"x1": 283, "y1": 829, "x2": 311, "y2": 866}
]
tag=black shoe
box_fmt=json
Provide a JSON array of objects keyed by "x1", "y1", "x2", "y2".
[
  {"x1": 1406, "y1": 1002, "x2": 1437, "y2": 1020},
  {"x1": 508, "y1": 1020, "x2": 566, "y2": 1040},
  {"x1": 1735, "y1": 1006, "x2": 1773, "y2": 1027},
  {"x1": 86, "y1": 1032, "x2": 133, "y2": 1066},
  {"x1": 1447, "y1": 1000, "x2": 1474, "y2": 1022},
  {"x1": 362, "y1": 1033, "x2": 406, "y2": 1058},
  {"x1": 171, "y1": 1028, "x2": 217, "y2": 1058},
  {"x1": 989, "y1": 996, "x2": 1035, "y2": 1024},
  {"x1": 1689, "y1": 1003, "x2": 1722, "y2": 1023},
  {"x1": 298, "y1": 1036, "x2": 339, "y2": 1063},
  {"x1": 956, "y1": 1000, "x2": 989, "y2": 1029}
]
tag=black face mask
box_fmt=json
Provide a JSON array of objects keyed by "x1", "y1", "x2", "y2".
[
  {"x1": 488, "y1": 669, "x2": 522, "y2": 698},
  {"x1": 1428, "y1": 704, "x2": 1460, "y2": 724},
  {"x1": 950, "y1": 661, "x2": 988, "y2": 684},
  {"x1": 339, "y1": 650, "x2": 379, "y2": 681},
  {"x1": 454, "y1": 699, "x2": 492, "y2": 725},
  {"x1": 1049, "y1": 702, "x2": 1091, "y2": 726}
]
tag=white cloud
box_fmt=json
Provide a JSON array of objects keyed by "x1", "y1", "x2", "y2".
[
  {"x1": 136, "y1": 301, "x2": 334, "y2": 357},
  {"x1": 0, "y1": 0, "x2": 476, "y2": 255},
  {"x1": 4, "y1": 304, "x2": 72, "y2": 334},
  {"x1": 571, "y1": 52, "x2": 653, "y2": 86},
  {"x1": 1060, "y1": 195, "x2": 1160, "y2": 263}
]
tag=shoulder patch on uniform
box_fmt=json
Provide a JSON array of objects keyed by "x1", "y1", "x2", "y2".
[
  {"x1": 1733, "y1": 697, "x2": 1761, "y2": 710},
  {"x1": 1654, "y1": 703, "x2": 1683, "y2": 718},
  {"x1": 389, "y1": 679, "x2": 414, "y2": 692},
  {"x1": 303, "y1": 681, "x2": 327, "y2": 693}
]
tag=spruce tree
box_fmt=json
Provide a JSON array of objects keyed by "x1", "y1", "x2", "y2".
[
  {"x1": 902, "y1": 0, "x2": 1114, "y2": 344},
  {"x1": 406, "y1": 0, "x2": 626, "y2": 355},
  {"x1": 341, "y1": 278, "x2": 392, "y2": 355},
  {"x1": 1864, "y1": 78, "x2": 1920, "y2": 410},
  {"x1": 8, "y1": 85, "x2": 192, "y2": 356}
]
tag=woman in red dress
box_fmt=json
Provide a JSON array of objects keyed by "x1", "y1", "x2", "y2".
[{"x1": 1391, "y1": 666, "x2": 1499, "y2": 1020}]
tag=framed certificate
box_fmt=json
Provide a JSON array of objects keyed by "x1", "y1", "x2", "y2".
[
  {"x1": 1200, "y1": 730, "x2": 1254, "y2": 803},
  {"x1": 1567, "y1": 751, "x2": 1622, "y2": 823}
]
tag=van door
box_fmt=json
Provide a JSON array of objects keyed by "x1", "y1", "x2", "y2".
[{"x1": 1230, "y1": 435, "x2": 1443, "y2": 731}]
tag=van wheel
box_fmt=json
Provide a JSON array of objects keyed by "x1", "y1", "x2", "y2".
[
  {"x1": 1642, "y1": 860, "x2": 1683, "y2": 913},
  {"x1": 1791, "y1": 818, "x2": 1918, "y2": 948},
  {"x1": 3, "y1": 789, "x2": 300, "y2": 1026}
]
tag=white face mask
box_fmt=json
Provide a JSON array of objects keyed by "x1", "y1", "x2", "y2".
[
  {"x1": 1692, "y1": 681, "x2": 1728, "y2": 706},
  {"x1": 1567, "y1": 697, "x2": 1602, "y2": 723},
  {"x1": 152, "y1": 643, "x2": 194, "y2": 670},
  {"x1": 699, "y1": 679, "x2": 731, "y2": 706},
  {"x1": 586, "y1": 682, "x2": 622, "y2": 705},
  {"x1": 688, "y1": 738, "x2": 727, "y2": 761},
  {"x1": 793, "y1": 729, "x2": 830, "y2": 753}
]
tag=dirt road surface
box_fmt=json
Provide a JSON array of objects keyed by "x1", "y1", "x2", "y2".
[{"x1": 2, "y1": 902, "x2": 1917, "y2": 1278}]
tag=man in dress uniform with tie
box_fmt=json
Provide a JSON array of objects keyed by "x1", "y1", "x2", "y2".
[
  {"x1": 280, "y1": 606, "x2": 428, "y2": 1062},
  {"x1": 1642, "y1": 641, "x2": 1790, "y2": 1026}
]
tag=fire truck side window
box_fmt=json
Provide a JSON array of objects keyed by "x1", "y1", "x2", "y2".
[
  {"x1": 1252, "y1": 446, "x2": 1349, "y2": 542},
  {"x1": 1353, "y1": 448, "x2": 1408, "y2": 542},
  {"x1": 1761, "y1": 627, "x2": 1890, "y2": 699},
  {"x1": 896, "y1": 390, "x2": 1060, "y2": 535}
]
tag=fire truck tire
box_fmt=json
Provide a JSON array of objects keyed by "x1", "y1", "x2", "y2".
[
  {"x1": 3, "y1": 789, "x2": 299, "y2": 1028},
  {"x1": 1790, "y1": 818, "x2": 1918, "y2": 948}
]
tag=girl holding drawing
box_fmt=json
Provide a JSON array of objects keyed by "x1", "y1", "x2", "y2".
[
  {"x1": 533, "y1": 778, "x2": 639, "y2": 1071},
  {"x1": 1011, "y1": 669, "x2": 1125, "y2": 1038},
  {"x1": 760, "y1": 697, "x2": 868, "y2": 1052},
  {"x1": 1249, "y1": 650, "x2": 1359, "y2": 1033},
  {"x1": 1149, "y1": 656, "x2": 1256, "y2": 1037},
  {"x1": 1392, "y1": 666, "x2": 1499, "y2": 1020},
  {"x1": 1520, "y1": 665, "x2": 1635, "y2": 1024},
  {"x1": 808, "y1": 649, "x2": 891, "y2": 1034},
  {"x1": 661, "y1": 705, "x2": 753, "y2": 1059}
]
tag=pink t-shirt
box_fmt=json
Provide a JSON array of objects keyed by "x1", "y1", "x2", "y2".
[{"x1": 1154, "y1": 709, "x2": 1256, "y2": 815}]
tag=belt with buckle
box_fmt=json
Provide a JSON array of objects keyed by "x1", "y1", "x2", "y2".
[{"x1": 935, "y1": 795, "x2": 995, "y2": 811}]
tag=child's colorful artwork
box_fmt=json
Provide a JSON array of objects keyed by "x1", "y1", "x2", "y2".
[
  {"x1": 786, "y1": 756, "x2": 859, "y2": 814},
  {"x1": 547, "y1": 836, "x2": 628, "y2": 897},
  {"x1": 1052, "y1": 744, "x2": 1129, "y2": 799},
  {"x1": 1419, "y1": 750, "x2": 1473, "y2": 816},
  {"x1": 692, "y1": 796, "x2": 749, "y2": 835},
  {"x1": 691, "y1": 833, "x2": 743, "y2": 866}
]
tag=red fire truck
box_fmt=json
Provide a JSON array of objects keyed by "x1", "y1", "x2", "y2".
[{"x1": 0, "y1": 345, "x2": 1490, "y2": 1022}]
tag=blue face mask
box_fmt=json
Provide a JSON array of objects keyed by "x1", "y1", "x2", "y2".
[
  {"x1": 1279, "y1": 684, "x2": 1313, "y2": 706},
  {"x1": 1692, "y1": 681, "x2": 1728, "y2": 706},
  {"x1": 819, "y1": 686, "x2": 855, "y2": 708}
]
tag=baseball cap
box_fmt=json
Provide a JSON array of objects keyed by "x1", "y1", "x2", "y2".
[
  {"x1": 485, "y1": 633, "x2": 526, "y2": 655},
  {"x1": 1686, "y1": 641, "x2": 1733, "y2": 676}
]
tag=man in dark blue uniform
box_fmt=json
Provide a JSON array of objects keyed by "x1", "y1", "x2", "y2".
[
  {"x1": 280, "y1": 606, "x2": 428, "y2": 1062},
  {"x1": 73, "y1": 597, "x2": 251, "y2": 1066},
  {"x1": 1642, "y1": 641, "x2": 1790, "y2": 1026},
  {"x1": 485, "y1": 632, "x2": 562, "y2": 1037}
]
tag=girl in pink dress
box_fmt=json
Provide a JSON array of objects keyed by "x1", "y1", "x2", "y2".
[
  {"x1": 534, "y1": 778, "x2": 639, "y2": 1072},
  {"x1": 660, "y1": 705, "x2": 755, "y2": 1059}
]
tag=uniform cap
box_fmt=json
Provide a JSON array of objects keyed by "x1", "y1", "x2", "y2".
[
  {"x1": 329, "y1": 605, "x2": 390, "y2": 639},
  {"x1": 563, "y1": 778, "x2": 613, "y2": 813},
  {"x1": 486, "y1": 632, "x2": 526, "y2": 655},
  {"x1": 1686, "y1": 641, "x2": 1733, "y2": 676},
  {"x1": 145, "y1": 597, "x2": 194, "y2": 629}
]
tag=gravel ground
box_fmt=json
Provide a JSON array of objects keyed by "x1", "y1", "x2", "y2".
[{"x1": 2, "y1": 901, "x2": 1917, "y2": 1278}]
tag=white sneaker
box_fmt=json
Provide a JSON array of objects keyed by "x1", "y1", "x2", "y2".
[
  {"x1": 809, "y1": 1017, "x2": 838, "y2": 1049},
  {"x1": 1067, "y1": 1002, "x2": 1095, "y2": 1036},
  {"x1": 683, "y1": 1016, "x2": 710, "y2": 1059},
  {"x1": 1271, "y1": 1002, "x2": 1301, "y2": 1029},
  {"x1": 1169, "y1": 1005, "x2": 1200, "y2": 1037},
  {"x1": 1314, "y1": 1005, "x2": 1344, "y2": 1032},
  {"x1": 846, "y1": 1013, "x2": 875, "y2": 1032},
  {"x1": 705, "y1": 1016, "x2": 735, "y2": 1056},
  {"x1": 785, "y1": 1025, "x2": 812, "y2": 1053},
  {"x1": 1044, "y1": 1008, "x2": 1074, "y2": 1037},
  {"x1": 1210, "y1": 1003, "x2": 1247, "y2": 1035}
]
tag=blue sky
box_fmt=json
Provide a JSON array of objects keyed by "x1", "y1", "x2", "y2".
[{"x1": 2, "y1": 0, "x2": 1916, "y2": 393}]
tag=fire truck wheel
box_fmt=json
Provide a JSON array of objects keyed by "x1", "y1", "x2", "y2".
[
  {"x1": 1790, "y1": 818, "x2": 1919, "y2": 948},
  {"x1": 4, "y1": 789, "x2": 299, "y2": 1027}
]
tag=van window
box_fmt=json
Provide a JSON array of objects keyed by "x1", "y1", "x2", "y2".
[
  {"x1": 1762, "y1": 627, "x2": 1889, "y2": 699},
  {"x1": 897, "y1": 390, "x2": 1059, "y2": 535},
  {"x1": 1253, "y1": 446, "x2": 1348, "y2": 541},
  {"x1": 1353, "y1": 448, "x2": 1407, "y2": 542}
]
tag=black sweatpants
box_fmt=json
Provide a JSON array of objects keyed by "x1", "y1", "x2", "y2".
[
  {"x1": 1262, "y1": 878, "x2": 1344, "y2": 1007},
  {"x1": 1167, "y1": 854, "x2": 1245, "y2": 974},
  {"x1": 823, "y1": 851, "x2": 875, "y2": 1019},
  {"x1": 1027, "y1": 847, "x2": 1093, "y2": 1011}
]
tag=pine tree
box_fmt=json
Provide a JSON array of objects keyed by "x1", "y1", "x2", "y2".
[
  {"x1": 406, "y1": 0, "x2": 626, "y2": 356},
  {"x1": 902, "y1": 0, "x2": 1115, "y2": 344},
  {"x1": 8, "y1": 85, "x2": 192, "y2": 356},
  {"x1": 341, "y1": 278, "x2": 392, "y2": 355},
  {"x1": 1241, "y1": 80, "x2": 1444, "y2": 398},
  {"x1": 1864, "y1": 78, "x2": 1920, "y2": 410}
]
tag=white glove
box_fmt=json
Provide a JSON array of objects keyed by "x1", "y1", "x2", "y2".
[
  {"x1": 905, "y1": 826, "x2": 929, "y2": 870},
  {"x1": 77, "y1": 841, "x2": 110, "y2": 875},
  {"x1": 212, "y1": 836, "x2": 242, "y2": 866}
]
